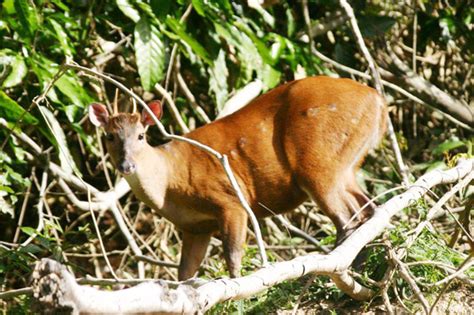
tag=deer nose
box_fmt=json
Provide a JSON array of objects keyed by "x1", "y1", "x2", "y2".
[{"x1": 119, "y1": 160, "x2": 136, "y2": 175}]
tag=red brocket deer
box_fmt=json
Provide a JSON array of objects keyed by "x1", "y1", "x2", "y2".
[{"x1": 89, "y1": 76, "x2": 387, "y2": 280}]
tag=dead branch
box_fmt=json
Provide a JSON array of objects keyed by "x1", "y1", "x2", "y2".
[
  {"x1": 338, "y1": 0, "x2": 410, "y2": 186},
  {"x1": 381, "y1": 47, "x2": 474, "y2": 126}
]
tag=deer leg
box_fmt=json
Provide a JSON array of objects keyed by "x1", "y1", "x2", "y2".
[
  {"x1": 343, "y1": 174, "x2": 376, "y2": 229},
  {"x1": 219, "y1": 209, "x2": 248, "y2": 278},
  {"x1": 178, "y1": 231, "x2": 212, "y2": 281},
  {"x1": 302, "y1": 171, "x2": 372, "y2": 245}
]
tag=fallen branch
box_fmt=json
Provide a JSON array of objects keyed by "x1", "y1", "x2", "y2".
[
  {"x1": 383, "y1": 47, "x2": 473, "y2": 126},
  {"x1": 30, "y1": 159, "x2": 473, "y2": 314}
]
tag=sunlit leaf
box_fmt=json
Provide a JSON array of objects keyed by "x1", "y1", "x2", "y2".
[
  {"x1": 0, "y1": 91, "x2": 37, "y2": 124},
  {"x1": 20, "y1": 226, "x2": 37, "y2": 236},
  {"x1": 30, "y1": 56, "x2": 93, "y2": 109},
  {"x1": 432, "y1": 139, "x2": 466, "y2": 156},
  {"x1": 38, "y1": 105, "x2": 79, "y2": 176},
  {"x1": 165, "y1": 17, "x2": 211, "y2": 64},
  {"x1": 0, "y1": 49, "x2": 27, "y2": 88},
  {"x1": 50, "y1": 19, "x2": 74, "y2": 58},
  {"x1": 14, "y1": 0, "x2": 39, "y2": 38},
  {"x1": 215, "y1": 23, "x2": 262, "y2": 84},
  {"x1": 134, "y1": 17, "x2": 166, "y2": 91},
  {"x1": 116, "y1": 0, "x2": 140, "y2": 22},
  {"x1": 0, "y1": 194, "x2": 14, "y2": 217},
  {"x1": 208, "y1": 49, "x2": 228, "y2": 112},
  {"x1": 261, "y1": 64, "x2": 280, "y2": 89}
]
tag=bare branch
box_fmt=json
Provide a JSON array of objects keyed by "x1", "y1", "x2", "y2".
[
  {"x1": 338, "y1": 0, "x2": 410, "y2": 186},
  {"x1": 384, "y1": 46, "x2": 473, "y2": 126},
  {"x1": 176, "y1": 73, "x2": 211, "y2": 124},
  {"x1": 21, "y1": 171, "x2": 48, "y2": 247}
]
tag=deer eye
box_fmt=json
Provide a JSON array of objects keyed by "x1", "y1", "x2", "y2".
[
  {"x1": 138, "y1": 133, "x2": 144, "y2": 141},
  {"x1": 105, "y1": 134, "x2": 114, "y2": 141}
]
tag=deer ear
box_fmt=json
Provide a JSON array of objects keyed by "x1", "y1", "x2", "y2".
[
  {"x1": 89, "y1": 103, "x2": 109, "y2": 127},
  {"x1": 142, "y1": 100, "x2": 163, "y2": 126}
]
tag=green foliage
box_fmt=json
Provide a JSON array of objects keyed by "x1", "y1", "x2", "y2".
[
  {"x1": 0, "y1": 49, "x2": 28, "y2": 88},
  {"x1": 134, "y1": 17, "x2": 166, "y2": 91},
  {"x1": 0, "y1": 0, "x2": 472, "y2": 313},
  {"x1": 0, "y1": 91, "x2": 37, "y2": 124}
]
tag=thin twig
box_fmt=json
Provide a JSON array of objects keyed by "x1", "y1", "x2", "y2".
[
  {"x1": 0, "y1": 287, "x2": 33, "y2": 300},
  {"x1": 430, "y1": 256, "x2": 473, "y2": 287},
  {"x1": 134, "y1": 255, "x2": 179, "y2": 268},
  {"x1": 176, "y1": 72, "x2": 211, "y2": 123},
  {"x1": 429, "y1": 254, "x2": 474, "y2": 314},
  {"x1": 310, "y1": 48, "x2": 473, "y2": 131},
  {"x1": 291, "y1": 274, "x2": 317, "y2": 315},
  {"x1": 86, "y1": 186, "x2": 119, "y2": 280},
  {"x1": 13, "y1": 169, "x2": 34, "y2": 243},
  {"x1": 21, "y1": 171, "x2": 48, "y2": 247},
  {"x1": 154, "y1": 83, "x2": 190, "y2": 133},
  {"x1": 338, "y1": 0, "x2": 410, "y2": 186},
  {"x1": 389, "y1": 247, "x2": 430, "y2": 314},
  {"x1": 275, "y1": 215, "x2": 330, "y2": 253}
]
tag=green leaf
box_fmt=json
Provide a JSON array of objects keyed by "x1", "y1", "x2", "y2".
[
  {"x1": 19, "y1": 243, "x2": 42, "y2": 254},
  {"x1": 432, "y1": 139, "x2": 466, "y2": 156},
  {"x1": 215, "y1": 23, "x2": 261, "y2": 83},
  {"x1": 0, "y1": 49, "x2": 27, "y2": 88},
  {"x1": 235, "y1": 19, "x2": 275, "y2": 66},
  {"x1": 439, "y1": 17, "x2": 456, "y2": 40},
  {"x1": 2, "y1": 0, "x2": 15, "y2": 14},
  {"x1": 38, "y1": 105, "x2": 79, "y2": 176},
  {"x1": 249, "y1": 2, "x2": 275, "y2": 28},
  {"x1": 49, "y1": 19, "x2": 74, "y2": 58},
  {"x1": 165, "y1": 17, "x2": 211, "y2": 64},
  {"x1": 51, "y1": 0, "x2": 69, "y2": 12},
  {"x1": 116, "y1": 0, "x2": 140, "y2": 22},
  {"x1": 0, "y1": 91, "x2": 38, "y2": 124},
  {"x1": 286, "y1": 6, "x2": 295, "y2": 37},
  {"x1": 0, "y1": 194, "x2": 14, "y2": 217},
  {"x1": 20, "y1": 226, "x2": 37, "y2": 236},
  {"x1": 191, "y1": 0, "x2": 206, "y2": 17},
  {"x1": 191, "y1": 0, "x2": 232, "y2": 19},
  {"x1": 14, "y1": 0, "x2": 39, "y2": 38},
  {"x1": 208, "y1": 49, "x2": 228, "y2": 112},
  {"x1": 0, "y1": 185, "x2": 14, "y2": 194},
  {"x1": 150, "y1": 0, "x2": 172, "y2": 20},
  {"x1": 134, "y1": 17, "x2": 166, "y2": 91},
  {"x1": 30, "y1": 56, "x2": 93, "y2": 109},
  {"x1": 261, "y1": 64, "x2": 281, "y2": 89},
  {"x1": 0, "y1": 20, "x2": 8, "y2": 31}
]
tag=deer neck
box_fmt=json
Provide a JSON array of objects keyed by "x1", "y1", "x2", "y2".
[{"x1": 123, "y1": 143, "x2": 170, "y2": 210}]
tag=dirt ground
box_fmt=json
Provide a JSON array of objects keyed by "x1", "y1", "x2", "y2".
[{"x1": 279, "y1": 286, "x2": 474, "y2": 314}]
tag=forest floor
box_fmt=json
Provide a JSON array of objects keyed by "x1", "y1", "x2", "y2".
[{"x1": 281, "y1": 286, "x2": 473, "y2": 314}]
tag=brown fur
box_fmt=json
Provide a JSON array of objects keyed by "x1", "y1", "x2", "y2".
[{"x1": 93, "y1": 76, "x2": 387, "y2": 280}]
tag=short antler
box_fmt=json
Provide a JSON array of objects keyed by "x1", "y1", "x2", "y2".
[{"x1": 113, "y1": 88, "x2": 119, "y2": 114}]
